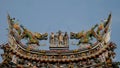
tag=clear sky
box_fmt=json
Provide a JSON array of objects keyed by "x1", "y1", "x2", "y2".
[{"x1": 0, "y1": 0, "x2": 120, "y2": 62}]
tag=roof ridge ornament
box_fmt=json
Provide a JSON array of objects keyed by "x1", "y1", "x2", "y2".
[{"x1": 7, "y1": 13, "x2": 112, "y2": 50}]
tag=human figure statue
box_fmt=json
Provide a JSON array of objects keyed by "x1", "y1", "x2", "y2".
[
  {"x1": 54, "y1": 35, "x2": 58, "y2": 45},
  {"x1": 49, "y1": 32, "x2": 54, "y2": 45},
  {"x1": 58, "y1": 31, "x2": 63, "y2": 46},
  {"x1": 63, "y1": 32, "x2": 69, "y2": 46}
]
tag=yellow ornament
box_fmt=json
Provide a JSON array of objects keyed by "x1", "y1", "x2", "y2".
[{"x1": 13, "y1": 23, "x2": 20, "y2": 30}]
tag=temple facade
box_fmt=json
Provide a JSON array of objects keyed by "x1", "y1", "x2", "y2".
[{"x1": 0, "y1": 13, "x2": 117, "y2": 68}]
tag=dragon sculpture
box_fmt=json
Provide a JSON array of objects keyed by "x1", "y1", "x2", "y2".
[
  {"x1": 7, "y1": 14, "x2": 48, "y2": 46},
  {"x1": 70, "y1": 13, "x2": 111, "y2": 45},
  {"x1": 20, "y1": 25, "x2": 48, "y2": 45}
]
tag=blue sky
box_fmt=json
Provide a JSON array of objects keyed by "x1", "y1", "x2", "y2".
[{"x1": 0, "y1": 0, "x2": 120, "y2": 62}]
